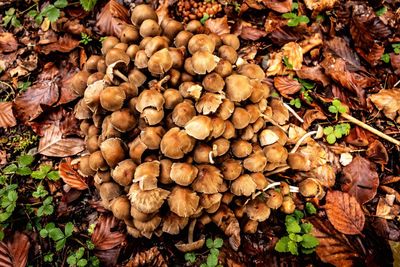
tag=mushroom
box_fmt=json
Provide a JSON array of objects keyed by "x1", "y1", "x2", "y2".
[
  {"x1": 243, "y1": 151, "x2": 267, "y2": 172},
  {"x1": 221, "y1": 34, "x2": 240, "y2": 50},
  {"x1": 184, "y1": 115, "x2": 213, "y2": 140},
  {"x1": 237, "y1": 64, "x2": 265, "y2": 80},
  {"x1": 299, "y1": 178, "x2": 324, "y2": 198},
  {"x1": 281, "y1": 196, "x2": 296, "y2": 214},
  {"x1": 200, "y1": 193, "x2": 222, "y2": 214},
  {"x1": 110, "y1": 196, "x2": 131, "y2": 220},
  {"x1": 245, "y1": 198, "x2": 271, "y2": 222},
  {"x1": 100, "y1": 138, "x2": 126, "y2": 168},
  {"x1": 131, "y1": 4, "x2": 158, "y2": 26},
  {"x1": 71, "y1": 71, "x2": 90, "y2": 96},
  {"x1": 195, "y1": 93, "x2": 224, "y2": 115},
  {"x1": 192, "y1": 165, "x2": 223, "y2": 194},
  {"x1": 188, "y1": 34, "x2": 215, "y2": 54},
  {"x1": 133, "y1": 214, "x2": 162, "y2": 238},
  {"x1": 230, "y1": 174, "x2": 257, "y2": 196},
  {"x1": 266, "y1": 190, "x2": 283, "y2": 209},
  {"x1": 140, "y1": 19, "x2": 162, "y2": 37},
  {"x1": 100, "y1": 86, "x2": 126, "y2": 112},
  {"x1": 263, "y1": 143, "x2": 288, "y2": 163},
  {"x1": 112, "y1": 159, "x2": 137, "y2": 186},
  {"x1": 99, "y1": 182, "x2": 122, "y2": 205},
  {"x1": 191, "y1": 51, "x2": 218, "y2": 75},
  {"x1": 202, "y1": 72, "x2": 225, "y2": 93},
  {"x1": 128, "y1": 183, "x2": 170, "y2": 213},
  {"x1": 147, "y1": 48, "x2": 173, "y2": 75},
  {"x1": 110, "y1": 108, "x2": 137, "y2": 132},
  {"x1": 175, "y1": 220, "x2": 205, "y2": 252},
  {"x1": 162, "y1": 212, "x2": 189, "y2": 235},
  {"x1": 129, "y1": 136, "x2": 148, "y2": 163},
  {"x1": 221, "y1": 159, "x2": 242, "y2": 181},
  {"x1": 130, "y1": 206, "x2": 157, "y2": 222},
  {"x1": 159, "y1": 159, "x2": 173, "y2": 184},
  {"x1": 225, "y1": 74, "x2": 252, "y2": 102},
  {"x1": 160, "y1": 127, "x2": 195, "y2": 159},
  {"x1": 170, "y1": 162, "x2": 198, "y2": 186},
  {"x1": 211, "y1": 205, "x2": 241, "y2": 251},
  {"x1": 168, "y1": 186, "x2": 200, "y2": 217},
  {"x1": 79, "y1": 155, "x2": 96, "y2": 177},
  {"x1": 140, "y1": 126, "x2": 165, "y2": 149}
]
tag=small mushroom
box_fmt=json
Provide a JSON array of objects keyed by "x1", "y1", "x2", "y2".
[
  {"x1": 175, "y1": 219, "x2": 205, "y2": 252},
  {"x1": 100, "y1": 86, "x2": 126, "y2": 112},
  {"x1": 112, "y1": 159, "x2": 137, "y2": 186},
  {"x1": 191, "y1": 51, "x2": 217, "y2": 75},
  {"x1": 184, "y1": 115, "x2": 213, "y2": 140},
  {"x1": 110, "y1": 108, "x2": 137, "y2": 132},
  {"x1": 281, "y1": 196, "x2": 296, "y2": 214},
  {"x1": 170, "y1": 162, "x2": 198, "y2": 186},
  {"x1": 168, "y1": 186, "x2": 200, "y2": 217},
  {"x1": 243, "y1": 151, "x2": 267, "y2": 172},
  {"x1": 225, "y1": 74, "x2": 252, "y2": 102},
  {"x1": 221, "y1": 159, "x2": 242, "y2": 181},
  {"x1": 147, "y1": 48, "x2": 173, "y2": 75},
  {"x1": 230, "y1": 174, "x2": 257, "y2": 196},
  {"x1": 131, "y1": 4, "x2": 158, "y2": 26},
  {"x1": 263, "y1": 143, "x2": 288, "y2": 163},
  {"x1": 266, "y1": 190, "x2": 283, "y2": 209},
  {"x1": 192, "y1": 165, "x2": 223, "y2": 194},
  {"x1": 237, "y1": 64, "x2": 265, "y2": 80},
  {"x1": 162, "y1": 212, "x2": 189, "y2": 235},
  {"x1": 160, "y1": 127, "x2": 195, "y2": 159},
  {"x1": 245, "y1": 198, "x2": 271, "y2": 222},
  {"x1": 71, "y1": 71, "x2": 90, "y2": 96},
  {"x1": 202, "y1": 72, "x2": 225, "y2": 93},
  {"x1": 100, "y1": 138, "x2": 126, "y2": 168},
  {"x1": 188, "y1": 34, "x2": 215, "y2": 54},
  {"x1": 139, "y1": 19, "x2": 162, "y2": 37},
  {"x1": 110, "y1": 196, "x2": 131, "y2": 220},
  {"x1": 99, "y1": 182, "x2": 122, "y2": 205},
  {"x1": 133, "y1": 214, "x2": 162, "y2": 238},
  {"x1": 128, "y1": 183, "x2": 170, "y2": 213}
]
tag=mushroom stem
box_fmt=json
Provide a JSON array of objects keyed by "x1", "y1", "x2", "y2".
[
  {"x1": 114, "y1": 69, "x2": 129, "y2": 82},
  {"x1": 290, "y1": 130, "x2": 318, "y2": 153},
  {"x1": 188, "y1": 219, "x2": 197, "y2": 244},
  {"x1": 208, "y1": 151, "x2": 215, "y2": 164},
  {"x1": 283, "y1": 102, "x2": 304, "y2": 123},
  {"x1": 260, "y1": 114, "x2": 287, "y2": 132},
  {"x1": 245, "y1": 182, "x2": 299, "y2": 205},
  {"x1": 341, "y1": 113, "x2": 400, "y2": 146},
  {"x1": 265, "y1": 166, "x2": 290, "y2": 176}
]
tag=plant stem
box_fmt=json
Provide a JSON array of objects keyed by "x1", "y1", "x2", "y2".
[
  {"x1": 283, "y1": 102, "x2": 304, "y2": 123},
  {"x1": 341, "y1": 113, "x2": 400, "y2": 146}
]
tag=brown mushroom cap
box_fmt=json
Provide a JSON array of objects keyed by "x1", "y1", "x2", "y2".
[
  {"x1": 175, "y1": 236, "x2": 205, "y2": 252},
  {"x1": 99, "y1": 182, "x2": 122, "y2": 204},
  {"x1": 140, "y1": 126, "x2": 165, "y2": 149},
  {"x1": 162, "y1": 19, "x2": 184, "y2": 40},
  {"x1": 231, "y1": 140, "x2": 252, "y2": 158},
  {"x1": 128, "y1": 68, "x2": 147, "y2": 87},
  {"x1": 184, "y1": 115, "x2": 213, "y2": 140},
  {"x1": 174, "y1": 30, "x2": 193, "y2": 48},
  {"x1": 85, "y1": 55, "x2": 102, "y2": 72},
  {"x1": 250, "y1": 173, "x2": 268, "y2": 190},
  {"x1": 231, "y1": 107, "x2": 251, "y2": 129},
  {"x1": 288, "y1": 153, "x2": 311, "y2": 171},
  {"x1": 263, "y1": 143, "x2": 288, "y2": 163},
  {"x1": 221, "y1": 159, "x2": 242, "y2": 181},
  {"x1": 237, "y1": 64, "x2": 265, "y2": 80},
  {"x1": 100, "y1": 138, "x2": 126, "y2": 168},
  {"x1": 101, "y1": 36, "x2": 119, "y2": 55},
  {"x1": 225, "y1": 74, "x2": 252, "y2": 102},
  {"x1": 131, "y1": 4, "x2": 158, "y2": 26},
  {"x1": 71, "y1": 71, "x2": 90, "y2": 96},
  {"x1": 130, "y1": 205, "x2": 157, "y2": 222},
  {"x1": 136, "y1": 89, "x2": 165, "y2": 112},
  {"x1": 105, "y1": 48, "x2": 130, "y2": 66},
  {"x1": 218, "y1": 45, "x2": 238, "y2": 64},
  {"x1": 281, "y1": 196, "x2": 296, "y2": 214},
  {"x1": 214, "y1": 59, "x2": 232, "y2": 78},
  {"x1": 112, "y1": 159, "x2": 137, "y2": 186},
  {"x1": 168, "y1": 186, "x2": 200, "y2": 217},
  {"x1": 250, "y1": 80, "x2": 270, "y2": 103},
  {"x1": 299, "y1": 178, "x2": 323, "y2": 198},
  {"x1": 163, "y1": 89, "x2": 183, "y2": 109},
  {"x1": 170, "y1": 163, "x2": 198, "y2": 186},
  {"x1": 134, "y1": 50, "x2": 149, "y2": 69},
  {"x1": 110, "y1": 108, "x2": 137, "y2": 132},
  {"x1": 134, "y1": 161, "x2": 160, "y2": 181},
  {"x1": 245, "y1": 198, "x2": 271, "y2": 222},
  {"x1": 191, "y1": 51, "x2": 217, "y2": 75},
  {"x1": 134, "y1": 214, "x2": 162, "y2": 237},
  {"x1": 144, "y1": 36, "x2": 169, "y2": 57},
  {"x1": 192, "y1": 165, "x2": 223, "y2": 194},
  {"x1": 147, "y1": 48, "x2": 173, "y2": 75},
  {"x1": 162, "y1": 212, "x2": 189, "y2": 235},
  {"x1": 89, "y1": 151, "x2": 108, "y2": 171},
  {"x1": 200, "y1": 193, "x2": 222, "y2": 210},
  {"x1": 188, "y1": 34, "x2": 215, "y2": 54},
  {"x1": 100, "y1": 86, "x2": 126, "y2": 112},
  {"x1": 230, "y1": 174, "x2": 257, "y2": 196},
  {"x1": 195, "y1": 93, "x2": 224, "y2": 115},
  {"x1": 159, "y1": 159, "x2": 173, "y2": 184},
  {"x1": 243, "y1": 151, "x2": 267, "y2": 172},
  {"x1": 140, "y1": 19, "x2": 162, "y2": 37},
  {"x1": 79, "y1": 155, "x2": 96, "y2": 177},
  {"x1": 160, "y1": 127, "x2": 195, "y2": 159},
  {"x1": 202, "y1": 72, "x2": 225, "y2": 93},
  {"x1": 129, "y1": 183, "x2": 170, "y2": 213},
  {"x1": 221, "y1": 34, "x2": 240, "y2": 50},
  {"x1": 266, "y1": 190, "x2": 283, "y2": 209},
  {"x1": 121, "y1": 25, "x2": 139, "y2": 44},
  {"x1": 110, "y1": 196, "x2": 131, "y2": 220},
  {"x1": 172, "y1": 101, "x2": 196, "y2": 127}
]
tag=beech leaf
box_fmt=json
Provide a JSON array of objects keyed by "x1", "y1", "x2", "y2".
[
  {"x1": 325, "y1": 191, "x2": 365, "y2": 235},
  {"x1": 369, "y1": 89, "x2": 400, "y2": 120},
  {"x1": 96, "y1": 0, "x2": 129, "y2": 38},
  {"x1": 274, "y1": 76, "x2": 302, "y2": 97},
  {"x1": 91, "y1": 215, "x2": 126, "y2": 251},
  {"x1": 0, "y1": 102, "x2": 17, "y2": 128},
  {"x1": 205, "y1": 16, "x2": 230, "y2": 36},
  {"x1": 59, "y1": 158, "x2": 88, "y2": 190},
  {"x1": 261, "y1": 0, "x2": 293, "y2": 13},
  {"x1": 0, "y1": 232, "x2": 30, "y2": 267},
  {"x1": 341, "y1": 156, "x2": 379, "y2": 204}
]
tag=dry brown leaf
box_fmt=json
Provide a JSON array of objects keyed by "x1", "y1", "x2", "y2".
[
  {"x1": 304, "y1": 0, "x2": 338, "y2": 13},
  {"x1": 0, "y1": 102, "x2": 16, "y2": 128},
  {"x1": 266, "y1": 52, "x2": 286, "y2": 76},
  {"x1": 273, "y1": 76, "x2": 301, "y2": 96},
  {"x1": 391, "y1": 54, "x2": 400, "y2": 75},
  {"x1": 302, "y1": 109, "x2": 327, "y2": 129},
  {"x1": 366, "y1": 140, "x2": 388, "y2": 165},
  {"x1": 235, "y1": 21, "x2": 267, "y2": 41},
  {"x1": 92, "y1": 215, "x2": 126, "y2": 251},
  {"x1": 369, "y1": 89, "x2": 400, "y2": 120},
  {"x1": 211, "y1": 205, "x2": 241, "y2": 251},
  {"x1": 96, "y1": 0, "x2": 129, "y2": 38},
  {"x1": 38, "y1": 124, "x2": 84, "y2": 157},
  {"x1": 282, "y1": 42, "x2": 303, "y2": 71},
  {"x1": 0, "y1": 232, "x2": 30, "y2": 267},
  {"x1": 310, "y1": 217, "x2": 361, "y2": 267},
  {"x1": 40, "y1": 34, "x2": 80, "y2": 55},
  {"x1": 325, "y1": 190, "x2": 365, "y2": 235},
  {"x1": 324, "y1": 37, "x2": 362, "y2": 69},
  {"x1": 59, "y1": 158, "x2": 88, "y2": 190},
  {"x1": 205, "y1": 16, "x2": 230, "y2": 36},
  {"x1": 341, "y1": 156, "x2": 379, "y2": 204},
  {"x1": 261, "y1": 0, "x2": 292, "y2": 13},
  {"x1": 355, "y1": 43, "x2": 385, "y2": 66},
  {"x1": 0, "y1": 32, "x2": 18, "y2": 53},
  {"x1": 296, "y1": 65, "x2": 330, "y2": 87},
  {"x1": 344, "y1": 126, "x2": 369, "y2": 147},
  {"x1": 57, "y1": 63, "x2": 80, "y2": 105},
  {"x1": 125, "y1": 247, "x2": 168, "y2": 267},
  {"x1": 13, "y1": 63, "x2": 60, "y2": 122}
]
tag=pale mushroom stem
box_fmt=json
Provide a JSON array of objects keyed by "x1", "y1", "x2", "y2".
[
  {"x1": 114, "y1": 69, "x2": 129, "y2": 82},
  {"x1": 283, "y1": 102, "x2": 304, "y2": 123},
  {"x1": 341, "y1": 113, "x2": 400, "y2": 146},
  {"x1": 188, "y1": 219, "x2": 197, "y2": 244},
  {"x1": 208, "y1": 151, "x2": 215, "y2": 164},
  {"x1": 290, "y1": 130, "x2": 318, "y2": 153}
]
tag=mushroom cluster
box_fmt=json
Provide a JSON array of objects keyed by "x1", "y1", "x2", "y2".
[
  {"x1": 176, "y1": 0, "x2": 223, "y2": 22},
  {"x1": 72, "y1": 4, "x2": 327, "y2": 252}
]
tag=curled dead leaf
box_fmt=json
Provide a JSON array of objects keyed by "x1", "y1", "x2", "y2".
[
  {"x1": 0, "y1": 232, "x2": 30, "y2": 267},
  {"x1": 266, "y1": 52, "x2": 286, "y2": 76},
  {"x1": 325, "y1": 190, "x2": 365, "y2": 235},
  {"x1": 0, "y1": 102, "x2": 16, "y2": 128},
  {"x1": 366, "y1": 140, "x2": 388, "y2": 165},
  {"x1": 341, "y1": 156, "x2": 379, "y2": 204},
  {"x1": 261, "y1": 0, "x2": 292, "y2": 13},
  {"x1": 302, "y1": 109, "x2": 327, "y2": 129},
  {"x1": 282, "y1": 42, "x2": 303, "y2": 71},
  {"x1": 96, "y1": 0, "x2": 129, "y2": 38},
  {"x1": 235, "y1": 20, "x2": 267, "y2": 41},
  {"x1": 273, "y1": 76, "x2": 301, "y2": 97},
  {"x1": 0, "y1": 32, "x2": 18, "y2": 53},
  {"x1": 369, "y1": 89, "x2": 400, "y2": 121},
  {"x1": 205, "y1": 16, "x2": 230, "y2": 36},
  {"x1": 92, "y1": 215, "x2": 126, "y2": 250},
  {"x1": 40, "y1": 34, "x2": 80, "y2": 55},
  {"x1": 59, "y1": 158, "x2": 88, "y2": 190},
  {"x1": 296, "y1": 65, "x2": 330, "y2": 87}
]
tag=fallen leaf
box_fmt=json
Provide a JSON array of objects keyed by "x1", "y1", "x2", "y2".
[
  {"x1": 296, "y1": 65, "x2": 330, "y2": 87},
  {"x1": 273, "y1": 76, "x2": 301, "y2": 96},
  {"x1": 355, "y1": 43, "x2": 385, "y2": 66},
  {"x1": 92, "y1": 215, "x2": 126, "y2": 250},
  {"x1": 96, "y1": 0, "x2": 129, "y2": 38},
  {"x1": 282, "y1": 42, "x2": 303, "y2": 71},
  {"x1": 261, "y1": 0, "x2": 292, "y2": 13},
  {"x1": 0, "y1": 33, "x2": 18, "y2": 53},
  {"x1": 95, "y1": 248, "x2": 121, "y2": 267},
  {"x1": 125, "y1": 247, "x2": 168, "y2": 267},
  {"x1": 366, "y1": 140, "x2": 388, "y2": 165},
  {"x1": 234, "y1": 21, "x2": 267, "y2": 41},
  {"x1": 0, "y1": 232, "x2": 30, "y2": 267},
  {"x1": 310, "y1": 217, "x2": 361, "y2": 267},
  {"x1": 369, "y1": 89, "x2": 400, "y2": 120},
  {"x1": 341, "y1": 156, "x2": 379, "y2": 204},
  {"x1": 324, "y1": 37, "x2": 362, "y2": 69},
  {"x1": 38, "y1": 124, "x2": 84, "y2": 157},
  {"x1": 302, "y1": 109, "x2": 327, "y2": 129},
  {"x1": 39, "y1": 34, "x2": 80, "y2": 55},
  {"x1": 304, "y1": 0, "x2": 338, "y2": 13},
  {"x1": 59, "y1": 158, "x2": 88, "y2": 190},
  {"x1": 13, "y1": 63, "x2": 60, "y2": 122},
  {"x1": 211, "y1": 205, "x2": 241, "y2": 251},
  {"x1": 57, "y1": 63, "x2": 80, "y2": 105},
  {"x1": 0, "y1": 102, "x2": 16, "y2": 128},
  {"x1": 390, "y1": 54, "x2": 400, "y2": 75},
  {"x1": 325, "y1": 190, "x2": 365, "y2": 235},
  {"x1": 344, "y1": 126, "x2": 370, "y2": 147},
  {"x1": 205, "y1": 16, "x2": 230, "y2": 36},
  {"x1": 389, "y1": 241, "x2": 400, "y2": 267}
]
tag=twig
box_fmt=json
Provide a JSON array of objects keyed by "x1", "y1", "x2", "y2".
[
  {"x1": 341, "y1": 113, "x2": 400, "y2": 146},
  {"x1": 283, "y1": 102, "x2": 304, "y2": 123},
  {"x1": 394, "y1": 79, "x2": 400, "y2": 88}
]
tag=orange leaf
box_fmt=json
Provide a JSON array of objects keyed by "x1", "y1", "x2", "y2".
[
  {"x1": 92, "y1": 215, "x2": 126, "y2": 251},
  {"x1": 205, "y1": 16, "x2": 230, "y2": 36},
  {"x1": 0, "y1": 232, "x2": 30, "y2": 267},
  {"x1": 0, "y1": 32, "x2": 18, "y2": 53},
  {"x1": 0, "y1": 102, "x2": 16, "y2": 128},
  {"x1": 273, "y1": 76, "x2": 302, "y2": 97},
  {"x1": 59, "y1": 158, "x2": 88, "y2": 190},
  {"x1": 325, "y1": 191, "x2": 365, "y2": 235},
  {"x1": 310, "y1": 217, "x2": 360, "y2": 267},
  {"x1": 96, "y1": 0, "x2": 129, "y2": 38}
]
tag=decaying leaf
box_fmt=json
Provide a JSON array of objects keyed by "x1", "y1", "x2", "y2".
[
  {"x1": 39, "y1": 34, "x2": 80, "y2": 55},
  {"x1": 366, "y1": 140, "x2": 388, "y2": 165},
  {"x1": 266, "y1": 52, "x2": 286, "y2": 76},
  {"x1": 0, "y1": 232, "x2": 30, "y2": 267},
  {"x1": 261, "y1": 0, "x2": 292, "y2": 13},
  {"x1": 310, "y1": 217, "x2": 361, "y2": 267},
  {"x1": 341, "y1": 156, "x2": 379, "y2": 204},
  {"x1": 0, "y1": 32, "x2": 18, "y2": 53},
  {"x1": 304, "y1": 0, "x2": 339, "y2": 14},
  {"x1": 96, "y1": 0, "x2": 129, "y2": 37},
  {"x1": 273, "y1": 76, "x2": 301, "y2": 96},
  {"x1": 296, "y1": 65, "x2": 330, "y2": 87},
  {"x1": 125, "y1": 247, "x2": 168, "y2": 267},
  {"x1": 92, "y1": 215, "x2": 126, "y2": 250},
  {"x1": 205, "y1": 16, "x2": 230, "y2": 36},
  {"x1": 235, "y1": 20, "x2": 267, "y2": 41},
  {"x1": 302, "y1": 109, "x2": 327, "y2": 129},
  {"x1": 0, "y1": 102, "x2": 16, "y2": 128},
  {"x1": 369, "y1": 89, "x2": 400, "y2": 120},
  {"x1": 281, "y1": 42, "x2": 302, "y2": 71},
  {"x1": 325, "y1": 190, "x2": 365, "y2": 235},
  {"x1": 59, "y1": 158, "x2": 88, "y2": 190},
  {"x1": 211, "y1": 205, "x2": 241, "y2": 251}
]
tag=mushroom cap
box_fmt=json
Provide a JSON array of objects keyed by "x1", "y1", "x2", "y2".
[
  {"x1": 100, "y1": 138, "x2": 126, "y2": 168},
  {"x1": 216, "y1": 99, "x2": 235, "y2": 120},
  {"x1": 168, "y1": 186, "x2": 200, "y2": 217},
  {"x1": 160, "y1": 127, "x2": 195, "y2": 159},
  {"x1": 202, "y1": 72, "x2": 225, "y2": 93},
  {"x1": 112, "y1": 159, "x2": 137, "y2": 186},
  {"x1": 134, "y1": 161, "x2": 160, "y2": 187},
  {"x1": 159, "y1": 158, "x2": 173, "y2": 184},
  {"x1": 172, "y1": 101, "x2": 196, "y2": 127},
  {"x1": 101, "y1": 36, "x2": 119, "y2": 55},
  {"x1": 214, "y1": 59, "x2": 233, "y2": 78},
  {"x1": 105, "y1": 48, "x2": 130, "y2": 66},
  {"x1": 250, "y1": 80, "x2": 270, "y2": 103},
  {"x1": 237, "y1": 64, "x2": 265, "y2": 80},
  {"x1": 84, "y1": 80, "x2": 106, "y2": 112},
  {"x1": 195, "y1": 93, "x2": 224, "y2": 115},
  {"x1": 128, "y1": 136, "x2": 148, "y2": 163},
  {"x1": 163, "y1": 89, "x2": 183, "y2": 109},
  {"x1": 192, "y1": 165, "x2": 223, "y2": 194},
  {"x1": 136, "y1": 88, "x2": 165, "y2": 112},
  {"x1": 162, "y1": 19, "x2": 184, "y2": 40},
  {"x1": 231, "y1": 140, "x2": 252, "y2": 158},
  {"x1": 85, "y1": 135, "x2": 99, "y2": 153},
  {"x1": 134, "y1": 50, "x2": 149, "y2": 69},
  {"x1": 174, "y1": 30, "x2": 193, "y2": 48},
  {"x1": 266, "y1": 190, "x2": 283, "y2": 209},
  {"x1": 79, "y1": 155, "x2": 96, "y2": 177},
  {"x1": 288, "y1": 153, "x2": 311, "y2": 171},
  {"x1": 231, "y1": 107, "x2": 251, "y2": 129},
  {"x1": 140, "y1": 126, "x2": 165, "y2": 150},
  {"x1": 145, "y1": 36, "x2": 169, "y2": 57},
  {"x1": 218, "y1": 45, "x2": 238, "y2": 64},
  {"x1": 259, "y1": 129, "x2": 279, "y2": 146},
  {"x1": 71, "y1": 71, "x2": 90, "y2": 95},
  {"x1": 299, "y1": 178, "x2": 323, "y2": 198},
  {"x1": 184, "y1": 115, "x2": 213, "y2": 140},
  {"x1": 191, "y1": 51, "x2": 217, "y2": 75},
  {"x1": 225, "y1": 74, "x2": 252, "y2": 102},
  {"x1": 120, "y1": 25, "x2": 139, "y2": 43},
  {"x1": 221, "y1": 159, "x2": 242, "y2": 181},
  {"x1": 263, "y1": 143, "x2": 288, "y2": 163},
  {"x1": 200, "y1": 193, "x2": 222, "y2": 210},
  {"x1": 133, "y1": 214, "x2": 162, "y2": 237},
  {"x1": 139, "y1": 19, "x2": 162, "y2": 37},
  {"x1": 221, "y1": 34, "x2": 240, "y2": 50},
  {"x1": 85, "y1": 55, "x2": 101, "y2": 72},
  {"x1": 131, "y1": 4, "x2": 158, "y2": 26},
  {"x1": 170, "y1": 163, "x2": 198, "y2": 186},
  {"x1": 147, "y1": 48, "x2": 173, "y2": 75},
  {"x1": 110, "y1": 108, "x2": 137, "y2": 132},
  {"x1": 210, "y1": 117, "x2": 226, "y2": 139},
  {"x1": 175, "y1": 236, "x2": 205, "y2": 252},
  {"x1": 140, "y1": 108, "x2": 164, "y2": 125},
  {"x1": 250, "y1": 173, "x2": 268, "y2": 190},
  {"x1": 188, "y1": 34, "x2": 215, "y2": 54},
  {"x1": 245, "y1": 198, "x2": 271, "y2": 222},
  {"x1": 128, "y1": 183, "x2": 170, "y2": 213},
  {"x1": 100, "y1": 86, "x2": 126, "y2": 112},
  {"x1": 162, "y1": 212, "x2": 189, "y2": 235},
  {"x1": 89, "y1": 150, "x2": 108, "y2": 171},
  {"x1": 110, "y1": 196, "x2": 131, "y2": 220},
  {"x1": 128, "y1": 68, "x2": 147, "y2": 87},
  {"x1": 230, "y1": 174, "x2": 257, "y2": 196},
  {"x1": 99, "y1": 182, "x2": 122, "y2": 203},
  {"x1": 243, "y1": 151, "x2": 267, "y2": 172},
  {"x1": 130, "y1": 205, "x2": 157, "y2": 222}
]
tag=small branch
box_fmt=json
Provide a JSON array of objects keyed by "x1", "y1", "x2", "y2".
[
  {"x1": 283, "y1": 102, "x2": 304, "y2": 123},
  {"x1": 341, "y1": 113, "x2": 400, "y2": 146}
]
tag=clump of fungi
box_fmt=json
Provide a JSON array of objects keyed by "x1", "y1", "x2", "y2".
[{"x1": 73, "y1": 4, "x2": 331, "y2": 252}]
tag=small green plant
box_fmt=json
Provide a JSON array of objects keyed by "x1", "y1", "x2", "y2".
[
  {"x1": 292, "y1": 1, "x2": 298, "y2": 10},
  {"x1": 290, "y1": 98, "x2": 302, "y2": 109},
  {"x1": 282, "y1": 56, "x2": 293, "y2": 69},
  {"x1": 282, "y1": 12, "x2": 309, "y2": 27},
  {"x1": 80, "y1": 0, "x2": 98, "y2": 11},
  {"x1": 305, "y1": 202, "x2": 317, "y2": 215},
  {"x1": 289, "y1": 79, "x2": 315, "y2": 108},
  {"x1": 80, "y1": 33, "x2": 93, "y2": 45},
  {"x1": 4, "y1": 154, "x2": 35, "y2": 177},
  {"x1": 2, "y1": 8, "x2": 21, "y2": 28},
  {"x1": 381, "y1": 53, "x2": 390, "y2": 63},
  {"x1": 328, "y1": 99, "x2": 347, "y2": 118},
  {"x1": 323, "y1": 123, "x2": 351, "y2": 144},
  {"x1": 200, "y1": 13, "x2": 210, "y2": 24},
  {"x1": 44, "y1": 253, "x2": 54, "y2": 263},
  {"x1": 27, "y1": 0, "x2": 68, "y2": 24},
  {"x1": 17, "y1": 81, "x2": 31, "y2": 92},
  {"x1": 37, "y1": 196, "x2": 55, "y2": 217},
  {"x1": 232, "y1": 1, "x2": 241, "y2": 12},
  {"x1": 40, "y1": 222, "x2": 74, "y2": 251},
  {"x1": 67, "y1": 245, "x2": 99, "y2": 267},
  {"x1": 185, "y1": 237, "x2": 223, "y2": 267},
  {"x1": 375, "y1": 6, "x2": 387, "y2": 16},
  {"x1": 31, "y1": 164, "x2": 60, "y2": 181},
  {"x1": 32, "y1": 184, "x2": 48, "y2": 198},
  {"x1": 0, "y1": 184, "x2": 18, "y2": 223},
  {"x1": 275, "y1": 208, "x2": 319, "y2": 255},
  {"x1": 393, "y1": 43, "x2": 400, "y2": 54}
]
